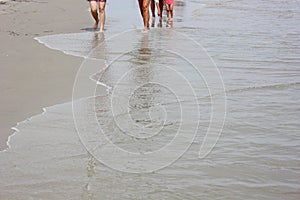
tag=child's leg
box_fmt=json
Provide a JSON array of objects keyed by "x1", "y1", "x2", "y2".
[
  {"x1": 166, "y1": 4, "x2": 170, "y2": 21},
  {"x1": 170, "y1": 3, "x2": 173, "y2": 21}
]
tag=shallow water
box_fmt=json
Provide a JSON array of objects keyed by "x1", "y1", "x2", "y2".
[{"x1": 1, "y1": 0, "x2": 300, "y2": 199}]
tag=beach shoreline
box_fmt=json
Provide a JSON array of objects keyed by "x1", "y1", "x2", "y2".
[
  {"x1": 0, "y1": 0, "x2": 92, "y2": 150},
  {"x1": 1, "y1": 0, "x2": 299, "y2": 199}
]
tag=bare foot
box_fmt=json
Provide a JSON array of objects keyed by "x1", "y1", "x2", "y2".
[
  {"x1": 99, "y1": 29, "x2": 104, "y2": 33},
  {"x1": 158, "y1": 21, "x2": 162, "y2": 28},
  {"x1": 93, "y1": 19, "x2": 99, "y2": 30},
  {"x1": 142, "y1": 27, "x2": 150, "y2": 33}
]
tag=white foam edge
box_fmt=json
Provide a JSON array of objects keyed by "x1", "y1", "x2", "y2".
[
  {"x1": 1, "y1": 107, "x2": 48, "y2": 153},
  {"x1": 3, "y1": 29, "x2": 145, "y2": 153},
  {"x1": 1, "y1": 75, "x2": 111, "y2": 153},
  {"x1": 34, "y1": 33, "x2": 111, "y2": 60}
]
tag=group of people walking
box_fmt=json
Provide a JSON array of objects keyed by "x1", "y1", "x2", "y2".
[
  {"x1": 143, "y1": 0, "x2": 174, "y2": 29},
  {"x1": 87, "y1": 0, "x2": 174, "y2": 32}
]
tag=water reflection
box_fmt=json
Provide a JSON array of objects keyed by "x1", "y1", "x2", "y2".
[
  {"x1": 128, "y1": 33, "x2": 161, "y2": 132},
  {"x1": 131, "y1": 33, "x2": 152, "y2": 83},
  {"x1": 91, "y1": 32, "x2": 105, "y2": 49},
  {"x1": 90, "y1": 32, "x2": 107, "y2": 60}
]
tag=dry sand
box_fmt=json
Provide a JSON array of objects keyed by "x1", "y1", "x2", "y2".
[{"x1": 0, "y1": 0, "x2": 94, "y2": 150}]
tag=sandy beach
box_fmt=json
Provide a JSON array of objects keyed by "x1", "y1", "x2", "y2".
[
  {"x1": 0, "y1": 0, "x2": 91, "y2": 150},
  {"x1": 0, "y1": 0, "x2": 299, "y2": 199}
]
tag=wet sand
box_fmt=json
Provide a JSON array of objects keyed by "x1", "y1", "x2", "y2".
[
  {"x1": 0, "y1": 0, "x2": 300, "y2": 199},
  {"x1": 0, "y1": 0, "x2": 91, "y2": 150}
]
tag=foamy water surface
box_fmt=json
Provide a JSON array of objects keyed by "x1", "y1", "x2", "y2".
[{"x1": 1, "y1": 0, "x2": 300, "y2": 199}]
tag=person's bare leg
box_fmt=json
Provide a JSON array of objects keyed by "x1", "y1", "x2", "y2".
[
  {"x1": 166, "y1": 4, "x2": 170, "y2": 22},
  {"x1": 170, "y1": 4, "x2": 173, "y2": 21},
  {"x1": 159, "y1": 0, "x2": 163, "y2": 21},
  {"x1": 99, "y1": 2, "x2": 106, "y2": 32},
  {"x1": 151, "y1": 0, "x2": 155, "y2": 24},
  {"x1": 156, "y1": 2, "x2": 161, "y2": 21},
  {"x1": 138, "y1": 0, "x2": 143, "y2": 17},
  {"x1": 142, "y1": 0, "x2": 151, "y2": 30},
  {"x1": 89, "y1": 1, "x2": 99, "y2": 29}
]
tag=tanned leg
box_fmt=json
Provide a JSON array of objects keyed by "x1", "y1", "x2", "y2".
[
  {"x1": 156, "y1": 2, "x2": 161, "y2": 21},
  {"x1": 170, "y1": 3, "x2": 173, "y2": 21},
  {"x1": 138, "y1": 0, "x2": 144, "y2": 17},
  {"x1": 166, "y1": 4, "x2": 170, "y2": 22},
  {"x1": 99, "y1": 2, "x2": 106, "y2": 32},
  {"x1": 159, "y1": 0, "x2": 164, "y2": 21},
  {"x1": 151, "y1": 0, "x2": 155, "y2": 24},
  {"x1": 142, "y1": 0, "x2": 151, "y2": 30},
  {"x1": 90, "y1": 1, "x2": 99, "y2": 29}
]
